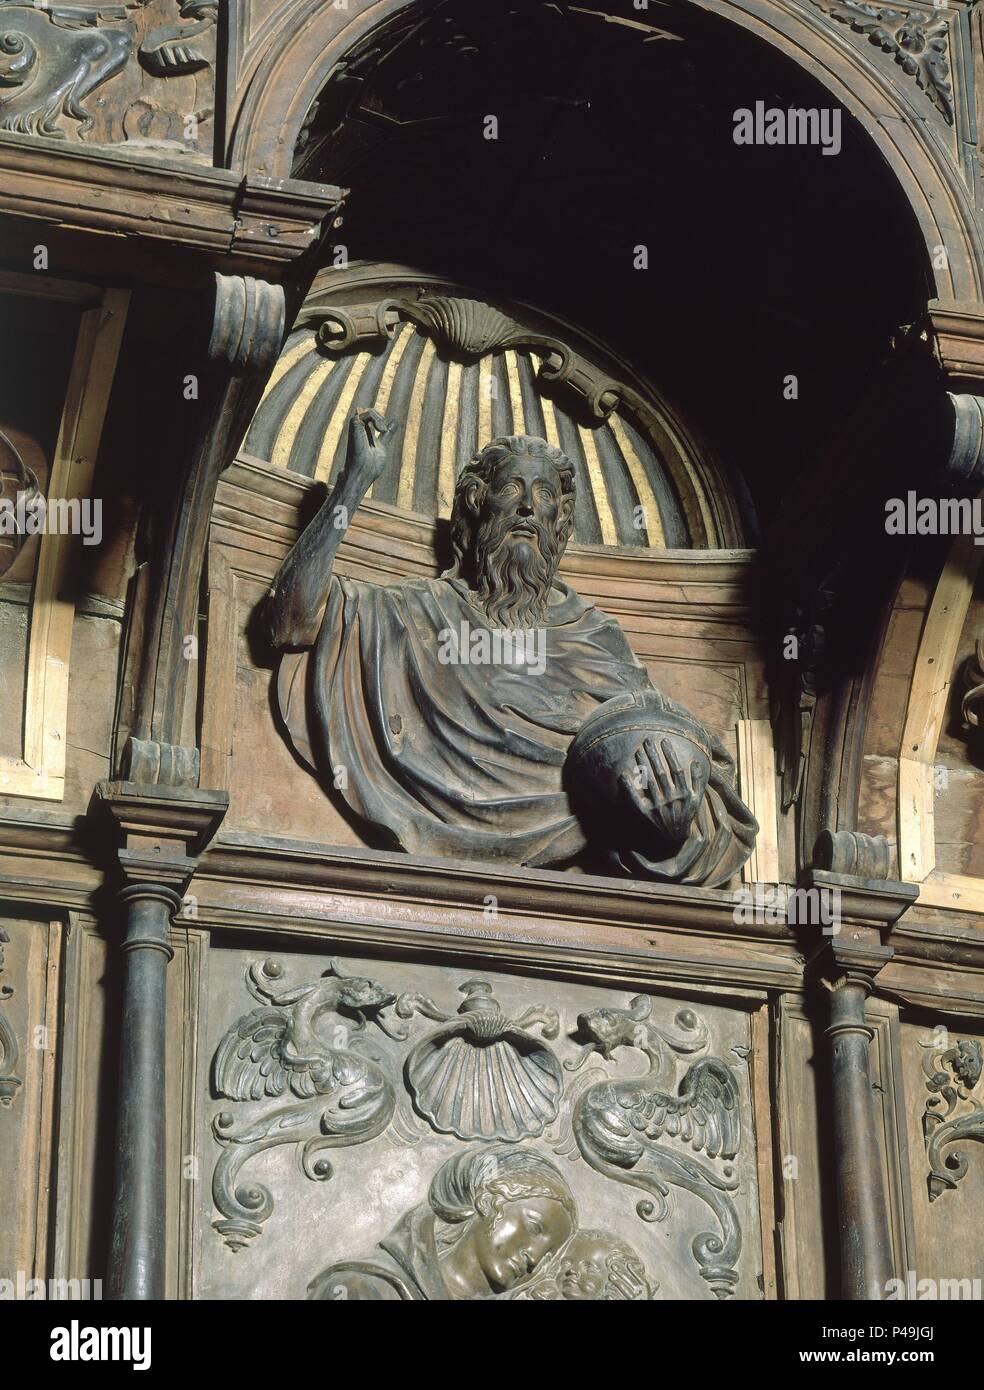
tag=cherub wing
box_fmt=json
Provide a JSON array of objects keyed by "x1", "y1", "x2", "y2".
[
  {"x1": 212, "y1": 1006, "x2": 293, "y2": 1101},
  {"x1": 620, "y1": 1057, "x2": 740, "y2": 1159}
]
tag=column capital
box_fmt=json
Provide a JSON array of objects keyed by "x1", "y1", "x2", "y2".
[
  {"x1": 928, "y1": 298, "x2": 984, "y2": 392},
  {"x1": 811, "y1": 936, "x2": 895, "y2": 994},
  {"x1": 92, "y1": 780, "x2": 228, "y2": 902},
  {"x1": 801, "y1": 865, "x2": 917, "y2": 933},
  {"x1": 93, "y1": 781, "x2": 228, "y2": 854}
]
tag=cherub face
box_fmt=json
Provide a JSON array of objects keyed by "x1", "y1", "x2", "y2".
[
  {"x1": 557, "y1": 1231, "x2": 618, "y2": 1300},
  {"x1": 471, "y1": 1196, "x2": 574, "y2": 1292}
]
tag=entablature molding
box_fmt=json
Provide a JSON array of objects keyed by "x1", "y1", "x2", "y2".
[{"x1": 0, "y1": 134, "x2": 343, "y2": 273}]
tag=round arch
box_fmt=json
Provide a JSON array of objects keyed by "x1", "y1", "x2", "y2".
[{"x1": 229, "y1": 0, "x2": 982, "y2": 300}]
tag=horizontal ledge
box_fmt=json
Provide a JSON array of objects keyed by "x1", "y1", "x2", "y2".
[
  {"x1": 0, "y1": 135, "x2": 343, "y2": 268},
  {"x1": 206, "y1": 829, "x2": 793, "y2": 937}
]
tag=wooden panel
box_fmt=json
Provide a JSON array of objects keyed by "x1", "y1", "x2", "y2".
[
  {"x1": 0, "y1": 917, "x2": 61, "y2": 1287},
  {"x1": 0, "y1": 288, "x2": 128, "y2": 801},
  {"x1": 737, "y1": 718, "x2": 780, "y2": 884},
  {"x1": 898, "y1": 530, "x2": 984, "y2": 881}
]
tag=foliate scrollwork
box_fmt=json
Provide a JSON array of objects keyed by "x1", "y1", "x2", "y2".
[
  {"x1": 0, "y1": 1, "x2": 217, "y2": 145},
  {"x1": 921, "y1": 1034, "x2": 984, "y2": 1201},
  {"x1": 136, "y1": 0, "x2": 216, "y2": 76},
  {"x1": 0, "y1": 928, "x2": 22, "y2": 1109},
  {"x1": 566, "y1": 996, "x2": 743, "y2": 1299},
  {"x1": 399, "y1": 979, "x2": 563, "y2": 1142},
  {"x1": 211, "y1": 963, "x2": 752, "y2": 1297},
  {"x1": 812, "y1": 1, "x2": 953, "y2": 124},
  {"x1": 0, "y1": 6, "x2": 131, "y2": 139},
  {"x1": 210, "y1": 957, "x2": 399, "y2": 1251}
]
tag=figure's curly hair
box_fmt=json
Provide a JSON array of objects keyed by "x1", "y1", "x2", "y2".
[{"x1": 445, "y1": 435, "x2": 576, "y2": 579}]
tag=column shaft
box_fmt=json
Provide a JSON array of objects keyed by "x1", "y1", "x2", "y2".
[{"x1": 109, "y1": 885, "x2": 179, "y2": 1301}]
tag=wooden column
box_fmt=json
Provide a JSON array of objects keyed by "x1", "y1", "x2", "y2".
[
  {"x1": 95, "y1": 784, "x2": 228, "y2": 1300},
  {"x1": 806, "y1": 857, "x2": 915, "y2": 1300},
  {"x1": 111, "y1": 880, "x2": 182, "y2": 1300},
  {"x1": 822, "y1": 943, "x2": 895, "y2": 1300}
]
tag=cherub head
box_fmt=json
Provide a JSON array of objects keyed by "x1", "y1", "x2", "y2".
[{"x1": 525, "y1": 1227, "x2": 657, "y2": 1301}]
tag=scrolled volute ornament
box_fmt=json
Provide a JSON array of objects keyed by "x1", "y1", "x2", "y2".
[
  {"x1": 569, "y1": 996, "x2": 743, "y2": 1299},
  {"x1": 921, "y1": 1034, "x2": 984, "y2": 1201},
  {"x1": 210, "y1": 957, "x2": 398, "y2": 1251}
]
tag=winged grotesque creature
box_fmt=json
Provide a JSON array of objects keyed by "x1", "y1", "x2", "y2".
[
  {"x1": 210, "y1": 958, "x2": 399, "y2": 1250},
  {"x1": 569, "y1": 994, "x2": 743, "y2": 1298}
]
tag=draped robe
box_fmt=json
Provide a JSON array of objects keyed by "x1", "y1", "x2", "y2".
[{"x1": 277, "y1": 573, "x2": 755, "y2": 882}]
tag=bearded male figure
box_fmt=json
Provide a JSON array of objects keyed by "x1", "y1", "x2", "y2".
[{"x1": 264, "y1": 409, "x2": 757, "y2": 884}]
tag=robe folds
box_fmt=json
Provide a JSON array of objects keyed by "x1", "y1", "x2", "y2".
[
  {"x1": 277, "y1": 573, "x2": 756, "y2": 882},
  {"x1": 307, "y1": 1206, "x2": 456, "y2": 1301}
]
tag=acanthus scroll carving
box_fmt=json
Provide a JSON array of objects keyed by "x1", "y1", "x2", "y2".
[
  {"x1": 209, "y1": 960, "x2": 749, "y2": 1299},
  {"x1": 811, "y1": 1, "x2": 953, "y2": 124},
  {"x1": 921, "y1": 1033, "x2": 984, "y2": 1201},
  {"x1": 0, "y1": 7, "x2": 131, "y2": 139},
  {"x1": 210, "y1": 957, "x2": 399, "y2": 1251},
  {"x1": 565, "y1": 996, "x2": 743, "y2": 1299}
]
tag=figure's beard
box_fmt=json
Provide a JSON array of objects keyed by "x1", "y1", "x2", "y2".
[{"x1": 473, "y1": 515, "x2": 560, "y2": 627}]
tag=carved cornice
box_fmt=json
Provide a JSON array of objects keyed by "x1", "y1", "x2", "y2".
[
  {"x1": 928, "y1": 299, "x2": 984, "y2": 391},
  {"x1": 801, "y1": 868, "x2": 918, "y2": 929},
  {"x1": 0, "y1": 135, "x2": 343, "y2": 269}
]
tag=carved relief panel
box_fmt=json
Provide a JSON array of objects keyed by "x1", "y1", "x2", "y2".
[
  {"x1": 0, "y1": 0, "x2": 217, "y2": 158},
  {"x1": 196, "y1": 946, "x2": 766, "y2": 1300},
  {"x1": 900, "y1": 1018, "x2": 984, "y2": 1288}
]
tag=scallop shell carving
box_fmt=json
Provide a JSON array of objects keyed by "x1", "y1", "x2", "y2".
[
  {"x1": 407, "y1": 296, "x2": 518, "y2": 358},
  {"x1": 404, "y1": 980, "x2": 563, "y2": 1142}
]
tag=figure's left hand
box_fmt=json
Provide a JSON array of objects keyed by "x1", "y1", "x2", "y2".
[{"x1": 618, "y1": 736, "x2": 708, "y2": 855}]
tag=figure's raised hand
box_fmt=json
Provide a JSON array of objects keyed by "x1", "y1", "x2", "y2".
[{"x1": 346, "y1": 408, "x2": 397, "y2": 484}]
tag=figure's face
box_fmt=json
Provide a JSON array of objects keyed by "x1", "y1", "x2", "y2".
[
  {"x1": 471, "y1": 1196, "x2": 573, "y2": 1292},
  {"x1": 558, "y1": 1234, "x2": 615, "y2": 1299},
  {"x1": 480, "y1": 454, "x2": 563, "y2": 555}
]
